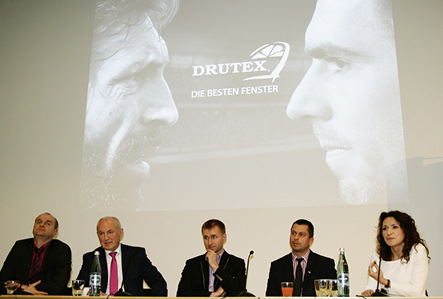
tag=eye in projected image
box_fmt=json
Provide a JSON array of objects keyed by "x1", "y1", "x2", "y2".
[{"x1": 286, "y1": 0, "x2": 408, "y2": 204}]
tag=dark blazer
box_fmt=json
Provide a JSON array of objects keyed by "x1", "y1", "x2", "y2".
[
  {"x1": 266, "y1": 251, "x2": 337, "y2": 297},
  {"x1": 0, "y1": 238, "x2": 72, "y2": 295},
  {"x1": 177, "y1": 251, "x2": 246, "y2": 297},
  {"x1": 77, "y1": 244, "x2": 167, "y2": 296}
]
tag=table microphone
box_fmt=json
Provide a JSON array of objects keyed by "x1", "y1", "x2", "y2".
[
  {"x1": 237, "y1": 250, "x2": 255, "y2": 297},
  {"x1": 371, "y1": 255, "x2": 388, "y2": 297}
]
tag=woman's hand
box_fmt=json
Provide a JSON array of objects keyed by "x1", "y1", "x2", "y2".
[{"x1": 368, "y1": 260, "x2": 385, "y2": 282}]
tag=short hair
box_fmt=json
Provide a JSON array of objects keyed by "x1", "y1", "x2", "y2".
[
  {"x1": 39, "y1": 213, "x2": 59, "y2": 230},
  {"x1": 90, "y1": 0, "x2": 179, "y2": 79},
  {"x1": 97, "y1": 216, "x2": 122, "y2": 231},
  {"x1": 291, "y1": 219, "x2": 314, "y2": 238},
  {"x1": 201, "y1": 219, "x2": 226, "y2": 234},
  {"x1": 376, "y1": 210, "x2": 430, "y2": 262}
]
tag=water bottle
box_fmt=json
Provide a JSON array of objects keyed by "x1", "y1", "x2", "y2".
[
  {"x1": 337, "y1": 248, "x2": 350, "y2": 297},
  {"x1": 89, "y1": 251, "x2": 101, "y2": 296}
]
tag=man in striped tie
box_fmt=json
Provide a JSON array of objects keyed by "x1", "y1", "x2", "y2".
[{"x1": 0, "y1": 213, "x2": 72, "y2": 295}]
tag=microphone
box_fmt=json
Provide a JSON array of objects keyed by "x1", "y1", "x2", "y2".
[
  {"x1": 371, "y1": 255, "x2": 388, "y2": 297},
  {"x1": 237, "y1": 250, "x2": 255, "y2": 297},
  {"x1": 114, "y1": 251, "x2": 136, "y2": 296}
]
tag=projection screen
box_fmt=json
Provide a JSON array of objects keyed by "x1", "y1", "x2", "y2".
[{"x1": 1, "y1": 0, "x2": 442, "y2": 296}]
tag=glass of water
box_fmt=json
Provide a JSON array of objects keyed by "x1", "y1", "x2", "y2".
[
  {"x1": 6, "y1": 280, "x2": 20, "y2": 294},
  {"x1": 72, "y1": 280, "x2": 85, "y2": 296},
  {"x1": 314, "y1": 279, "x2": 329, "y2": 297},
  {"x1": 328, "y1": 279, "x2": 338, "y2": 297}
]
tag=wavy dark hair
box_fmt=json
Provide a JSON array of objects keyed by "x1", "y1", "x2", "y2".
[{"x1": 376, "y1": 210, "x2": 430, "y2": 262}]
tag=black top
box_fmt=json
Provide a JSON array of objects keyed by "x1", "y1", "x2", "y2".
[
  {"x1": 177, "y1": 251, "x2": 246, "y2": 297},
  {"x1": 0, "y1": 238, "x2": 72, "y2": 295}
]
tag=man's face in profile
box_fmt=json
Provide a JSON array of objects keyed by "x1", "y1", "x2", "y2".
[
  {"x1": 81, "y1": 15, "x2": 178, "y2": 208},
  {"x1": 287, "y1": 0, "x2": 406, "y2": 204}
]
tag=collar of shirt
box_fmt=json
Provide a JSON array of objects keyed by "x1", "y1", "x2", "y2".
[
  {"x1": 32, "y1": 241, "x2": 51, "y2": 262},
  {"x1": 292, "y1": 250, "x2": 311, "y2": 280},
  {"x1": 33, "y1": 240, "x2": 51, "y2": 252}
]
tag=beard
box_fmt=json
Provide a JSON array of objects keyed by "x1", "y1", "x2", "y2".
[{"x1": 79, "y1": 128, "x2": 164, "y2": 211}]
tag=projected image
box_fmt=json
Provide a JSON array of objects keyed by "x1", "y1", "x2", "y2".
[
  {"x1": 286, "y1": 0, "x2": 408, "y2": 204},
  {"x1": 79, "y1": 0, "x2": 408, "y2": 211},
  {"x1": 80, "y1": 0, "x2": 179, "y2": 210}
]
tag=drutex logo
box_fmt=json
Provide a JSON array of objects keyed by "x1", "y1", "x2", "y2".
[{"x1": 192, "y1": 41, "x2": 290, "y2": 82}]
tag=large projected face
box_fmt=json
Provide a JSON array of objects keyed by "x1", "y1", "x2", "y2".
[
  {"x1": 287, "y1": 0, "x2": 406, "y2": 204},
  {"x1": 81, "y1": 1, "x2": 178, "y2": 209}
]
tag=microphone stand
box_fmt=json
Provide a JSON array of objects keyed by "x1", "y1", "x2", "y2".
[
  {"x1": 371, "y1": 255, "x2": 388, "y2": 297},
  {"x1": 237, "y1": 250, "x2": 255, "y2": 297}
]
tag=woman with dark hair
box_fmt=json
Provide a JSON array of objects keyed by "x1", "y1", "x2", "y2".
[{"x1": 361, "y1": 210, "x2": 430, "y2": 297}]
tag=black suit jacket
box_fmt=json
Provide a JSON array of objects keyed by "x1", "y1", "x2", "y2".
[
  {"x1": 266, "y1": 251, "x2": 337, "y2": 297},
  {"x1": 77, "y1": 244, "x2": 167, "y2": 296},
  {"x1": 177, "y1": 251, "x2": 246, "y2": 297},
  {"x1": 0, "y1": 238, "x2": 72, "y2": 295}
]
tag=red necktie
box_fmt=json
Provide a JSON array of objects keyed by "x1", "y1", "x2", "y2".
[
  {"x1": 109, "y1": 252, "x2": 118, "y2": 295},
  {"x1": 29, "y1": 247, "x2": 43, "y2": 283}
]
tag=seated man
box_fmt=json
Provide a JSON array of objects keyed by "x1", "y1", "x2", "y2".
[
  {"x1": 77, "y1": 216, "x2": 167, "y2": 296},
  {"x1": 177, "y1": 219, "x2": 246, "y2": 297},
  {"x1": 0, "y1": 212, "x2": 72, "y2": 295},
  {"x1": 266, "y1": 219, "x2": 336, "y2": 296}
]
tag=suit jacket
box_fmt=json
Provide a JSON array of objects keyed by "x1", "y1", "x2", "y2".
[
  {"x1": 177, "y1": 251, "x2": 246, "y2": 297},
  {"x1": 266, "y1": 251, "x2": 337, "y2": 297},
  {"x1": 0, "y1": 238, "x2": 72, "y2": 295},
  {"x1": 77, "y1": 244, "x2": 167, "y2": 296}
]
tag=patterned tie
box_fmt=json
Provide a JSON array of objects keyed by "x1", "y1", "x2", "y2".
[
  {"x1": 109, "y1": 252, "x2": 118, "y2": 295},
  {"x1": 294, "y1": 258, "x2": 303, "y2": 296},
  {"x1": 29, "y1": 247, "x2": 43, "y2": 283}
]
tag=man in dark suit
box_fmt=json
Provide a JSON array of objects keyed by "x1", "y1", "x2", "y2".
[
  {"x1": 266, "y1": 219, "x2": 336, "y2": 297},
  {"x1": 0, "y1": 212, "x2": 72, "y2": 295},
  {"x1": 177, "y1": 219, "x2": 246, "y2": 297},
  {"x1": 77, "y1": 217, "x2": 167, "y2": 296}
]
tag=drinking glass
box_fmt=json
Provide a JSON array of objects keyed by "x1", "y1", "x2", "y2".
[
  {"x1": 6, "y1": 280, "x2": 20, "y2": 294},
  {"x1": 281, "y1": 281, "x2": 294, "y2": 297},
  {"x1": 314, "y1": 279, "x2": 329, "y2": 297},
  {"x1": 328, "y1": 279, "x2": 338, "y2": 297},
  {"x1": 72, "y1": 280, "x2": 85, "y2": 296}
]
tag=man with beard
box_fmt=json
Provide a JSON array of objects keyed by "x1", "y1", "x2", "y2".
[
  {"x1": 286, "y1": 0, "x2": 408, "y2": 204},
  {"x1": 80, "y1": 0, "x2": 179, "y2": 210}
]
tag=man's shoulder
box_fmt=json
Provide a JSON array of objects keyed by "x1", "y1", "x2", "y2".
[
  {"x1": 49, "y1": 239, "x2": 71, "y2": 250},
  {"x1": 309, "y1": 251, "x2": 335, "y2": 264},
  {"x1": 8, "y1": 238, "x2": 33, "y2": 252},
  {"x1": 270, "y1": 253, "x2": 292, "y2": 265},
  {"x1": 223, "y1": 251, "x2": 244, "y2": 263},
  {"x1": 13, "y1": 238, "x2": 34, "y2": 246},
  {"x1": 82, "y1": 246, "x2": 103, "y2": 258},
  {"x1": 121, "y1": 243, "x2": 146, "y2": 255},
  {"x1": 185, "y1": 253, "x2": 206, "y2": 264}
]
